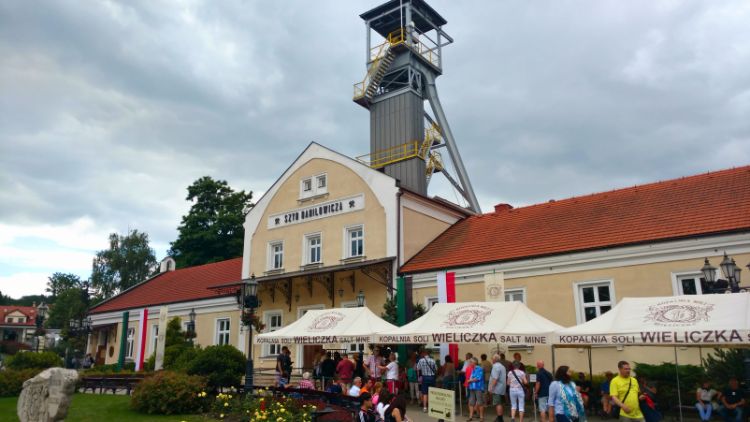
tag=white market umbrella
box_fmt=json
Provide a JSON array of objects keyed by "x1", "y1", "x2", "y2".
[
  {"x1": 375, "y1": 301, "x2": 562, "y2": 346},
  {"x1": 554, "y1": 293, "x2": 750, "y2": 347},
  {"x1": 255, "y1": 306, "x2": 398, "y2": 345}
]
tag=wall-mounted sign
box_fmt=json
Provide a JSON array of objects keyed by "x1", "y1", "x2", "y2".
[{"x1": 267, "y1": 193, "x2": 365, "y2": 229}]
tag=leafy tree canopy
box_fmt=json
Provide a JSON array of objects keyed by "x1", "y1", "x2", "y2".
[
  {"x1": 90, "y1": 230, "x2": 157, "y2": 300},
  {"x1": 381, "y1": 296, "x2": 426, "y2": 326},
  {"x1": 46, "y1": 272, "x2": 83, "y2": 298},
  {"x1": 45, "y1": 287, "x2": 88, "y2": 330},
  {"x1": 168, "y1": 176, "x2": 253, "y2": 268}
]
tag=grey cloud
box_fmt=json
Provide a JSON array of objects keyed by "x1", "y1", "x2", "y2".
[{"x1": 1, "y1": 0, "x2": 749, "y2": 259}]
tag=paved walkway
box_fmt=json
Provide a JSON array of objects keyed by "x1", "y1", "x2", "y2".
[{"x1": 401, "y1": 402, "x2": 701, "y2": 422}]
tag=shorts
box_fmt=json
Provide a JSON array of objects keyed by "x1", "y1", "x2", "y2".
[
  {"x1": 386, "y1": 379, "x2": 398, "y2": 394},
  {"x1": 537, "y1": 396, "x2": 548, "y2": 410},
  {"x1": 619, "y1": 418, "x2": 644, "y2": 422},
  {"x1": 420, "y1": 375, "x2": 436, "y2": 394},
  {"x1": 492, "y1": 393, "x2": 505, "y2": 406},
  {"x1": 468, "y1": 389, "x2": 485, "y2": 406}
]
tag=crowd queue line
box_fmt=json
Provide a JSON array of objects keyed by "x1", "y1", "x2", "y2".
[{"x1": 270, "y1": 346, "x2": 747, "y2": 422}]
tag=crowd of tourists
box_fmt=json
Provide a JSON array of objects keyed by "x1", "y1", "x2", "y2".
[{"x1": 272, "y1": 346, "x2": 746, "y2": 422}]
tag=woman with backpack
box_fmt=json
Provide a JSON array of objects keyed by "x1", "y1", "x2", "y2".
[{"x1": 548, "y1": 365, "x2": 586, "y2": 422}]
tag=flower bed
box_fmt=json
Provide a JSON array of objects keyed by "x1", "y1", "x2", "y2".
[{"x1": 206, "y1": 390, "x2": 351, "y2": 422}]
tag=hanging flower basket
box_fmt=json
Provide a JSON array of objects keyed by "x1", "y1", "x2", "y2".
[{"x1": 241, "y1": 311, "x2": 265, "y2": 333}]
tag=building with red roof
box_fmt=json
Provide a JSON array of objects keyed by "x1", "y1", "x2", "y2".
[
  {"x1": 403, "y1": 165, "x2": 750, "y2": 371},
  {"x1": 1, "y1": 304, "x2": 42, "y2": 344},
  {"x1": 86, "y1": 258, "x2": 242, "y2": 366}
]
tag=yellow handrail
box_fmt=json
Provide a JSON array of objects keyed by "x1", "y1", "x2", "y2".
[{"x1": 356, "y1": 141, "x2": 421, "y2": 169}]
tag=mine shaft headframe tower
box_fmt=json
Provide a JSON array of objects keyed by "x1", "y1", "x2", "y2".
[{"x1": 353, "y1": 0, "x2": 481, "y2": 213}]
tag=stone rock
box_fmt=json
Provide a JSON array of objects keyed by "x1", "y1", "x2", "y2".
[{"x1": 17, "y1": 367, "x2": 78, "y2": 422}]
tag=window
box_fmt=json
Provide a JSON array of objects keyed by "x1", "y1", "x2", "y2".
[
  {"x1": 675, "y1": 273, "x2": 707, "y2": 295},
  {"x1": 126, "y1": 327, "x2": 135, "y2": 358},
  {"x1": 306, "y1": 234, "x2": 322, "y2": 264},
  {"x1": 269, "y1": 242, "x2": 284, "y2": 270},
  {"x1": 577, "y1": 281, "x2": 614, "y2": 322},
  {"x1": 347, "y1": 226, "x2": 364, "y2": 258},
  {"x1": 504, "y1": 288, "x2": 526, "y2": 303},
  {"x1": 299, "y1": 173, "x2": 328, "y2": 199},
  {"x1": 216, "y1": 319, "x2": 230, "y2": 346},
  {"x1": 263, "y1": 312, "x2": 283, "y2": 356},
  {"x1": 151, "y1": 324, "x2": 159, "y2": 354}
]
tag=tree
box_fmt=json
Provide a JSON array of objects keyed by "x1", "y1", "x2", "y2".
[
  {"x1": 45, "y1": 288, "x2": 87, "y2": 329},
  {"x1": 46, "y1": 273, "x2": 82, "y2": 298},
  {"x1": 168, "y1": 176, "x2": 253, "y2": 268},
  {"x1": 703, "y1": 348, "x2": 746, "y2": 387},
  {"x1": 381, "y1": 296, "x2": 427, "y2": 325},
  {"x1": 90, "y1": 230, "x2": 157, "y2": 299}
]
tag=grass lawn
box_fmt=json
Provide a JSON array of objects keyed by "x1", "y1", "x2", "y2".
[{"x1": 0, "y1": 393, "x2": 210, "y2": 422}]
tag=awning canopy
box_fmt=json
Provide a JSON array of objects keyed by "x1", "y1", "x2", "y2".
[
  {"x1": 375, "y1": 301, "x2": 562, "y2": 346},
  {"x1": 554, "y1": 293, "x2": 750, "y2": 347},
  {"x1": 255, "y1": 306, "x2": 398, "y2": 345}
]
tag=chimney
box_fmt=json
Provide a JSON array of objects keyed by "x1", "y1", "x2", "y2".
[
  {"x1": 159, "y1": 257, "x2": 177, "y2": 273},
  {"x1": 494, "y1": 203, "x2": 513, "y2": 213}
]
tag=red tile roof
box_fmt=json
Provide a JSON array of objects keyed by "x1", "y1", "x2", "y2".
[
  {"x1": 89, "y1": 258, "x2": 242, "y2": 314},
  {"x1": 401, "y1": 166, "x2": 750, "y2": 273},
  {"x1": 1, "y1": 306, "x2": 38, "y2": 327}
]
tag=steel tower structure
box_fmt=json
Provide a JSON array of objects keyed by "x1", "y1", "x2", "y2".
[{"x1": 353, "y1": 0, "x2": 481, "y2": 212}]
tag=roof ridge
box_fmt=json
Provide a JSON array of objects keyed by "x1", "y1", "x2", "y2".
[{"x1": 484, "y1": 165, "x2": 750, "y2": 215}]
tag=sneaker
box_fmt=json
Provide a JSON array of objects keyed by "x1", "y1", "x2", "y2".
[{"x1": 423, "y1": 407, "x2": 428, "y2": 413}]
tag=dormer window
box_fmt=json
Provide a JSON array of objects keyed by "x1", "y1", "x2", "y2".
[{"x1": 299, "y1": 173, "x2": 328, "y2": 200}]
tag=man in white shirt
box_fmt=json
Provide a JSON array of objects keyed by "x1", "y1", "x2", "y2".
[
  {"x1": 379, "y1": 352, "x2": 399, "y2": 394},
  {"x1": 349, "y1": 376, "x2": 363, "y2": 397}
]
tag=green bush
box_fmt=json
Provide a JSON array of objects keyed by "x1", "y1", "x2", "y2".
[
  {"x1": 703, "y1": 349, "x2": 746, "y2": 388},
  {"x1": 163, "y1": 343, "x2": 202, "y2": 372},
  {"x1": 6, "y1": 351, "x2": 63, "y2": 370},
  {"x1": 187, "y1": 345, "x2": 245, "y2": 390},
  {"x1": 0, "y1": 369, "x2": 40, "y2": 396},
  {"x1": 130, "y1": 371, "x2": 208, "y2": 415}
]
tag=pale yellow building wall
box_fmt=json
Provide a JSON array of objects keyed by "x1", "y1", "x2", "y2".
[
  {"x1": 249, "y1": 159, "x2": 388, "y2": 275},
  {"x1": 249, "y1": 268, "x2": 391, "y2": 371},
  {"x1": 402, "y1": 207, "x2": 452, "y2": 262},
  {"x1": 411, "y1": 252, "x2": 750, "y2": 373}
]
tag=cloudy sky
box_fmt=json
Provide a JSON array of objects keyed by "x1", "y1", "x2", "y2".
[{"x1": 1, "y1": 1, "x2": 749, "y2": 299}]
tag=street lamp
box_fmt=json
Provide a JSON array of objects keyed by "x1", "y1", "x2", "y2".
[
  {"x1": 356, "y1": 290, "x2": 366, "y2": 307},
  {"x1": 699, "y1": 253, "x2": 750, "y2": 393},
  {"x1": 187, "y1": 308, "x2": 196, "y2": 344},
  {"x1": 238, "y1": 274, "x2": 259, "y2": 394},
  {"x1": 701, "y1": 253, "x2": 747, "y2": 293}
]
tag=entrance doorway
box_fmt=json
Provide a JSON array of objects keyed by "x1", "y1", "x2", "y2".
[{"x1": 295, "y1": 304, "x2": 325, "y2": 374}]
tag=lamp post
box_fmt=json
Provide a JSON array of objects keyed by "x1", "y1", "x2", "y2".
[
  {"x1": 356, "y1": 290, "x2": 366, "y2": 307},
  {"x1": 35, "y1": 302, "x2": 48, "y2": 351},
  {"x1": 701, "y1": 253, "x2": 747, "y2": 293},
  {"x1": 239, "y1": 274, "x2": 259, "y2": 394},
  {"x1": 699, "y1": 252, "x2": 750, "y2": 392},
  {"x1": 187, "y1": 308, "x2": 196, "y2": 345}
]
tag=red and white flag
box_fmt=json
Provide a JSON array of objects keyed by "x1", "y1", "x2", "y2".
[
  {"x1": 436, "y1": 271, "x2": 458, "y2": 365},
  {"x1": 135, "y1": 308, "x2": 149, "y2": 371}
]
